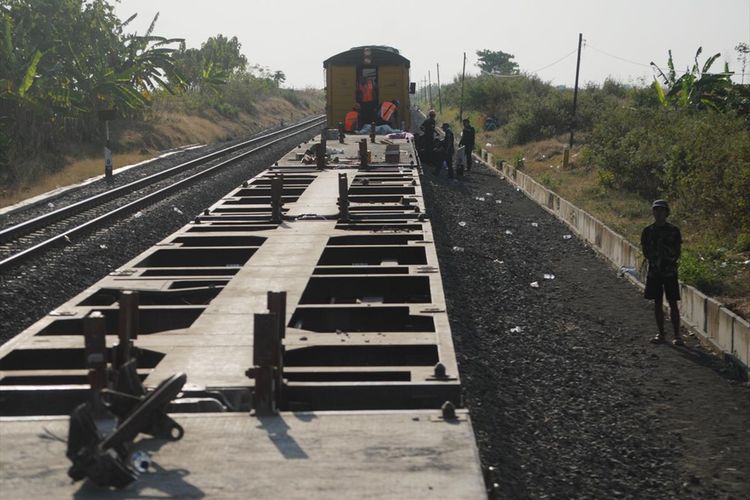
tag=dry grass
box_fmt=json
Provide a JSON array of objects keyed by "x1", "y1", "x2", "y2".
[
  {"x1": 1, "y1": 93, "x2": 324, "y2": 209},
  {"x1": 0, "y1": 152, "x2": 154, "y2": 208}
]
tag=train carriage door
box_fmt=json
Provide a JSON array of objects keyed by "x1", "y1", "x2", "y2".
[
  {"x1": 378, "y1": 65, "x2": 406, "y2": 129},
  {"x1": 357, "y1": 66, "x2": 378, "y2": 125},
  {"x1": 328, "y1": 65, "x2": 357, "y2": 128}
]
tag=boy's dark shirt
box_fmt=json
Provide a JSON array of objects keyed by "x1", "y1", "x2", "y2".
[
  {"x1": 459, "y1": 125, "x2": 475, "y2": 148},
  {"x1": 421, "y1": 117, "x2": 436, "y2": 141},
  {"x1": 641, "y1": 222, "x2": 682, "y2": 277},
  {"x1": 442, "y1": 128, "x2": 454, "y2": 157}
]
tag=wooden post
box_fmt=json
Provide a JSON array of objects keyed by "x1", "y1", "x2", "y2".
[
  {"x1": 459, "y1": 52, "x2": 467, "y2": 123},
  {"x1": 436, "y1": 63, "x2": 442, "y2": 113},
  {"x1": 569, "y1": 33, "x2": 583, "y2": 149}
]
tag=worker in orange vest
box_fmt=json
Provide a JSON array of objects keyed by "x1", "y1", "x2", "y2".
[
  {"x1": 357, "y1": 77, "x2": 377, "y2": 123},
  {"x1": 377, "y1": 99, "x2": 399, "y2": 126},
  {"x1": 344, "y1": 103, "x2": 360, "y2": 133},
  {"x1": 358, "y1": 78, "x2": 374, "y2": 103}
]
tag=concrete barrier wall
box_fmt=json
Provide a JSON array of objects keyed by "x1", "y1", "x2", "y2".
[{"x1": 478, "y1": 151, "x2": 749, "y2": 372}]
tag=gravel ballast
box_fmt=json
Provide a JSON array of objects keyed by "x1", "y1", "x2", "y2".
[{"x1": 420, "y1": 160, "x2": 750, "y2": 499}]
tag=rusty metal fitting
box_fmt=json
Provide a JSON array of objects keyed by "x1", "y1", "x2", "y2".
[{"x1": 433, "y1": 362, "x2": 447, "y2": 378}]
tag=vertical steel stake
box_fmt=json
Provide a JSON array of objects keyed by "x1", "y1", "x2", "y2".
[
  {"x1": 359, "y1": 139, "x2": 368, "y2": 168},
  {"x1": 115, "y1": 290, "x2": 139, "y2": 369},
  {"x1": 271, "y1": 174, "x2": 283, "y2": 223},
  {"x1": 370, "y1": 121, "x2": 376, "y2": 143},
  {"x1": 338, "y1": 173, "x2": 349, "y2": 222},
  {"x1": 267, "y1": 291, "x2": 287, "y2": 406},
  {"x1": 338, "y1": 121, "x2": 345, "y2": 143},
  {"x1": 251, "y1": 313, "x2": 280, "y2": 415},
  {"x1": 84, "y1": 311, "x2": 108, "y2": 406},
  {"x1": 317, "y1": 127, "x2": 327, "y2": 169}
]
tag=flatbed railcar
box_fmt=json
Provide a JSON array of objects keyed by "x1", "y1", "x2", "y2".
[{"x1": 0, "y1": 52, "x2": 484, "y2": 499}]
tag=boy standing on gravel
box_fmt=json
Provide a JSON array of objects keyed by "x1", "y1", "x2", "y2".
[{"x1": 640, "y1": 199, "x2": 684, "y2": 346}]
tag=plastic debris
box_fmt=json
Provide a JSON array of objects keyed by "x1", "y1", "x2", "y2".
[
  {"x1": 485, "y1": 143, "x2": 492, "y2": 148},
  {"x1": 133, "y1": 211, "x2": 143, "y2": 218},
  {"x1": 515, "y1": 187, "x2": 521, "y2": 192},
  {"x1": 64, "y1": 235, "x2": 72, "y2": 243},
  {"x1": 451, "y1": 246, "x2": 465, "y2": 253},
  {"x1": 47, "y1": 202, "x2": 55, "y2": 209},
  {"x1": 530, "y1": 281, "x2": 540, "y2": 288},
  {"x1": 743, "y1": 260, "x2": 750, "y2": 266},
  {"x1": 563, "y1": 234, "x2": 573, "y2": 240},
  {"x1": 531, "y1": 222, "x2": 539, "y2": 227},
  {"x1": 99, "y1": 244, "x2": 108, "y2": 250},
  {"x1": 458, "y1": 221, "x2": 467, "y2": 227},
  {"x1": 543, "y1": 273, "x2": 555, "y2": 280},
  {"x1": 486, "y1": 193, "x2": 492, "y2": 196},
  {"x1": 504, "y1": 230, "x2": 513, "y2": 235},
  {"x1": 496, "y1": 200, "x2": 502, "y2": 204},
  {"x1": 493, "y1": 259, "x2": 504, "y2": 264},
  {"x1": 618, "y1": 266, "x2": 638, "y2": 278},
  {"x1": 475, "y1": 197, "x2": 485, "y2": 202},
  {"x1": 510, "y1": 326, "x2": 523, "y2": 333},
  {"x1": 173, "y1": 207, "x2": 184, "y2": 215}
]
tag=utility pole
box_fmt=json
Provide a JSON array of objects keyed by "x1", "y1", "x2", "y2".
[
  {"x1": 428, "y1": 70, "x2": 433, "y2": 109},
  {"x1": 459, "y1": 52, "x2": 467, "y2": 123},
  {"x1": 436, "y1": 63, "x2": 442, "y2": 113},
  {"x1": 569, "y1": 33, "x2": 583, "y2": 150}
]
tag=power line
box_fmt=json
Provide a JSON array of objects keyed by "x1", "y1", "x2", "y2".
[
  {"x1": 489, "y1": 48, "x2": 578, "y2": 78},
  {"x1": 585, "y1": 43, "x2": 652, "y2": 68}
]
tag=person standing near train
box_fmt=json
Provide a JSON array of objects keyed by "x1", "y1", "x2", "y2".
[
  {"x1": 436, "y1": 123, "x2": 455, "y2": 178},
  {"x1": 419, "y1": 110, "x2": 437, "y2": 165},
  {"x1": 458, "y1": 118, "x2": 475, "y2": 172},
  {"x1": 641, "y1": 199, "x2": 684, "y2": 346},
  {"x1": 357, "y1": 76, "x2": 376, "y2": 124}
]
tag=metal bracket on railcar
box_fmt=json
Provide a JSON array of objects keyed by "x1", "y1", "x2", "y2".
[
  {"x1": 246, "y1": 291, "x2": 287, "y2": 415},
  {"x1": 370, "y1": 121, "x2": 376, "y2": 144},
  {"x1": 66, "y1": 372, "x2": 187, "y2": 488}
]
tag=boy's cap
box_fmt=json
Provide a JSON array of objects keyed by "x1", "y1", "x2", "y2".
[{"x1": 652, "y1": 199, "x2": 669, "y2": 210}]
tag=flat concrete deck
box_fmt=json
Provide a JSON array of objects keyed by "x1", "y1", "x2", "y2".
[{"x1": 0, "y1": 410, "x2": 485, "y2": 499}]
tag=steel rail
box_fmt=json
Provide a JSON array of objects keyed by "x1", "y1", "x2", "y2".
[
  {"x1": 0, "y1": 119, "x2": 324, "y2": 272},
  {"x1": 0, "y1": 115, "x2": 324, "y2": 244}
]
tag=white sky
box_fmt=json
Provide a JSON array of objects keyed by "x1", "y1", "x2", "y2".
[{"x1": 115, "y1": 0, "x2": 750, "y2": 88}]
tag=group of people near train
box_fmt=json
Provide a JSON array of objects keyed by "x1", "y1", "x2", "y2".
[
  {"x1": 417, "y1": 109, "x2": 475, "y2": 179},
  {"x1": 344, "y1": 76, "x2": 402, "y2": 134}
]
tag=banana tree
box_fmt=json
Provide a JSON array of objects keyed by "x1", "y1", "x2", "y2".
[{"x1": 651, "y1": 47, "x2": 734, "y2": 111}]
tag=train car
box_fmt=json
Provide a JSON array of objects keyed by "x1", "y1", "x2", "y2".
[{"x1": 324, "y1": 46, "x2": 413, "y2": 131}]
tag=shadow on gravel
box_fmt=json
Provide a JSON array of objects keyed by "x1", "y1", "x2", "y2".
[{"x1": 670, "y1": 344, "x2": 749, "y2": 383}]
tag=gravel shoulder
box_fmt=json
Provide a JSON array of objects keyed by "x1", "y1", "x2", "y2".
[{"x1": 421, "y1": 161, "x2": 750, "y2": 499}]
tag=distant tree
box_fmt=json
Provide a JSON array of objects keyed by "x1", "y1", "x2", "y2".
[
  {"x1": 272, "y1": 70, "x2": 285, "y2": 87},
  {"x1": 736, "y1": 42, "x2": 749, "y2": 84},
  {"x1": 476, "y1": 49, "x2": 519, "y2": 75},
  {"x1": 200, "y1": 35, "x2": 247, "y2": 75}
]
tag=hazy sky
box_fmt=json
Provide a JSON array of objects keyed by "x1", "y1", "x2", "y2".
[{"x1": 115, "y1": 0, "x2": 750, "y2": 88}]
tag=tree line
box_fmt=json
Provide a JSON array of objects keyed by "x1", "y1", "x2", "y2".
[{"x1": 0, "y1": 0, "x2": 291, "y2": 187}]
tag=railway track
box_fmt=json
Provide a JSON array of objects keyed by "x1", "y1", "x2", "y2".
[{"x1": 0, "y1": 115, "x2": 325, "y2": 272}]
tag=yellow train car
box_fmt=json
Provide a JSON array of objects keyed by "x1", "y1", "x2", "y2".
[{"x1": 324, "y1": 46, "x2": 413, "y2": 132}]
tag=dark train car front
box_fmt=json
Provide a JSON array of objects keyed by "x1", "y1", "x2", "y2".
[{"x1": 324, "y1": 46, "x2": 412, "y2": 132}]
